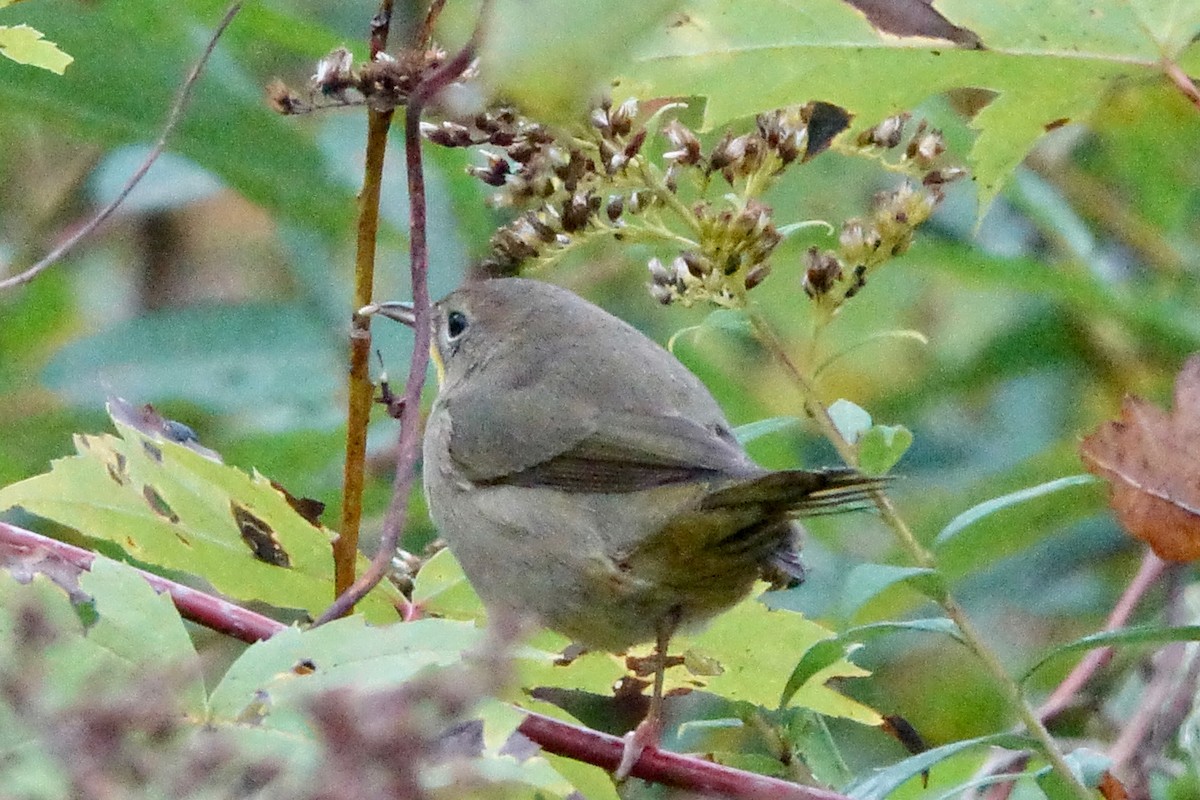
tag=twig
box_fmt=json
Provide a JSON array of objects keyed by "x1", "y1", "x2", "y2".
[
  {"x1": 0, "y1": 521, "x2": 280, "y2": 644},
  {"x1": 520, "y1": 713, "x2": 852, "y2": 800},
  {"x1": 746, "y1": 308, "x2": 1094, "y2": 800},
  {"x1": 1039, "y1": 550, "x2": 1168, "y2": 723},
  {"x1": 313, "y1": 7, "x2": 485, "y2": 627},
  {"x1": 1109, "y1": 564, "x2": 1189, "y2": 784},
  {"x1": 334, "y1": 0, "x2": 396, "y2": 611},
  {"x1": 1164, "y1": 58, "x2": 1200, "y2": 111},
  {"x1": 415, "y1": 0, "x2": 448, "y2": 48},
  {"x1": 977, "y1": 549, "x2": 1168, "y2": 800},
  {"x1": 0, "y1": 521, "x2": 853, "y2": 800},
  {"x1": 0, "y1": 3, "x2": 243, "y2": 292}
]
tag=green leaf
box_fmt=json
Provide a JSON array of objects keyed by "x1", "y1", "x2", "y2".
[
  {"x1": 840, "y1": 564, "x2": 945, "y2": 618},
  {"x1": 0, "y1": 573, "x2": 114, "y2": 797},
  {"x1": 786, "y1": 710, "x2": 853, "y2": 788},
  {"x1": 441, "y1": 0, "x2": 681, "y2": 123},
  {"x1": 0, "y1": 23, "x2": 71, "y2": 72},
  {"x1": 0, "y1": 0, "x2": 356, "y2": 240},
  {"x1": 0, "y1": 571, "x2": 118, "y2": 703},
  {"x1": 539, "y1": 752, "x2": 623, "y2": 800},
  {"x1": 78, "y1": 556, "x2": 206, "y2": 715},
  {"x1": 856, "y1": 424, "x2": 913, "y2": 475},
  {"x1": 828, "y1": 399, "x2": 873, "y2": 444},
  {"x1": 668, "y1": 308, "x2": 754, "y2": 355},
  {"x1": 934, "y1": 474, "x2": 1099, "y2": 546},
  {"x1": 1036, "y1": 748, "x2": 1112, "y2": 799},
  {"x1": 845, "y1": 732, "x2": 1037, "y2": 799},
  {"x1": 412, "y1": 547, "x2": 487, "y2": 622},
  {"x1": 1021, "y1": 624, "x2": 1200, "y2": 685},
  {"x1": 208, "y1": 616, "x2": 484, "y2": 725},
  {"x1": 0, "y1": 412, "x2": 401, "y2": 622},
  {"x1": 784, "y1": 618, "x2": 963, "y2": 706},
  {"x1": 677, "y1": 589, "x2": 881, "y2": 724},
  {"x1": 619, "y1": 0, "x2": 1200, "y2": 207},
  {"x1": 733, "y1": 415, "x2": 803, "y2": 445},
  {"x1": 42, "y1": 303, "x2": 343, "y2": 427}
]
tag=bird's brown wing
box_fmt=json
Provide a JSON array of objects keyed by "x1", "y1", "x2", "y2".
[{"x1": 450, "y1": 402, "x2": 755, "y2": 492}]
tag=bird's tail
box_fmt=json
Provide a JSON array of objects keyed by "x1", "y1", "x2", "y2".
[{"x1": 701, "y1": 467, "x2": 886, "y2": 516}]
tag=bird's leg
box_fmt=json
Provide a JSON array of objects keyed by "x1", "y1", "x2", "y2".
[{"x1": 615, "y1": 607, "x2": 681, "y2": 780}]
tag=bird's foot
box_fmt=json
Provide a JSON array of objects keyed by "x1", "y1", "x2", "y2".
[{"x1": 615, "y1": 714, "x2": 663, "y2": 780}]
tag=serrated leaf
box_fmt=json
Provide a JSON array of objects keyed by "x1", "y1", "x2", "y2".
[
  {"x1": 845, "y1": 732, "x2": 1037, "y2": 799},
  {"x1": 441, "y1": 0, "x2": 680, "y2": 122},
  {"x1": 840, "y1": 564, "x2": 944, "y2": 618},
  {"x1": 934, "y1": 474, "x2": 1099, "y2": 546},
  {"x1": 673, "y1": 589, "x2": 881, "y2": 724},
  {"x1": 1020, "y1": 623, "x2": 1200, "y2": 685},
  {"x1": 857, "y1": 423, "x2": 913, "y2": 475},
  {"x1": 0, "y1": 413, "x2": 401, "y2": 621},
  {"x1": 828, "y1": 399, "x2": 873, "y2": 444},
  {"x1": 620, "y1": 0, "x2": 1200, "y2": 207},
  {"x1": 79, "y1": 556, "x2": 206, "y2": 715},
  {"x1": 0, "y1": 24, "x2": 71, "y2": 73},
  {"x1": 208, "y1": 616, "x2": 484, "y2": 724},
  {"x1": 517, "y1": 591, "x2": 879, "y2": 725}
]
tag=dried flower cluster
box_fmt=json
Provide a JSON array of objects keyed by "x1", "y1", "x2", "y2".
[
  {"x1": 425, "y1": 97, "x2": 856, "y2": 307},
  {"x1": 274, "y1": 47, "x2": 959, "y2": 314},
  {"x1": 268, "y1": 46, "x2": 460, "y2": 114},
  {"x1": 802, "y1": 114, "x2": 965, "y2": 314}
]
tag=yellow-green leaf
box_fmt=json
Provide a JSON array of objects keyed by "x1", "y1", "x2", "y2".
[
  {"x1": 669, "y1": 589, "x2": 882, "y2": 724},
  {"x1": 0, "y1": 24, "x2": 71, "y2": 73},
  {"x1": 0, "y1": 412, "x2": 401, "y2": 622}
]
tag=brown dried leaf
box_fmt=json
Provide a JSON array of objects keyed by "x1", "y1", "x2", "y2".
[
  {"x1": 1098, "y1": 770, "x2": 1129, "y2": 800},
  {"x1": 1080, "y1": 355, "x2": 1200, "y2": 562}
]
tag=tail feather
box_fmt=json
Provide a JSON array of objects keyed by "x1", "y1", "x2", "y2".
[{"x1": 701, "y1": 467, "x2": 886, "y2": 514}]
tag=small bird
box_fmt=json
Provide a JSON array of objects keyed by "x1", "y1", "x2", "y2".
[{"x1": 372, "y1": 277, "x2": 878, "y2": 777}]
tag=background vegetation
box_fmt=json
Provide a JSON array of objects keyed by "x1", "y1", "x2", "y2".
[{"x1": 1, "y1": 0, "x2": 1199, "y2": 798}]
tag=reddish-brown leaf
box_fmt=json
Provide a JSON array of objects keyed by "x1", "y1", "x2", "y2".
[{"x1": 1080, "y1": 355, "x2": 1200, "y2": 562}]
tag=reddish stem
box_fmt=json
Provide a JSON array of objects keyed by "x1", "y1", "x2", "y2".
[{"x1": 0, "y1": 521, "x2": 855, "y2": 799}]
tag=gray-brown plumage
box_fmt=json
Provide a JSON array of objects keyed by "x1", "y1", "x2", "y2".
[{"x1": 408, "y1": 278, "x2": 878, "y2": 652}]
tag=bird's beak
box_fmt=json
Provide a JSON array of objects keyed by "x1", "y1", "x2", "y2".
[{"x1": 360, "y1": 301, "x2": 415, "y2": 327}]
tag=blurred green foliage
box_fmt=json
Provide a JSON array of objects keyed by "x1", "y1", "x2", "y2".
[{"x1": 1, "y1": 0, "x2": 1199, "y2": 796}]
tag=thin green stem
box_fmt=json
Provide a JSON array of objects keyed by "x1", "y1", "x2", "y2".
[
  {"x1": 637, "y1": 160, "x2": 703, "y2": 237},
  {"x1": 746, "y1": 307, "x2": 1094, "y2": 800}
]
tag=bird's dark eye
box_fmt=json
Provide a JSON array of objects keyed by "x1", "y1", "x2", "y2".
[{"x1": 446, "y1": 310, "x2": 468, "y2": 338}]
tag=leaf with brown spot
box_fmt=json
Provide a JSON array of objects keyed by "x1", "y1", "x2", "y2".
[
  {"x1": 269, "y1": 479, "x2": 325, "y2": 527},
  {"x1": 142, "y1": 484, "x2": 180, "y2": 524},
  {"x1": 109, "y1": 396, "x2": 222, "y2": 462},
  {"x1": 844, "y1": 0, "x2": 982, "y2": 48},
  {"x1": 231, "y1": 502, "x2": 292, "y2": 567},
  {"x1": 0, "y1": 403, "x2": 401, "y2": 621},
  {"x1": 1080, "y1": 354, "x2": 1200, "y2": 562}
]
